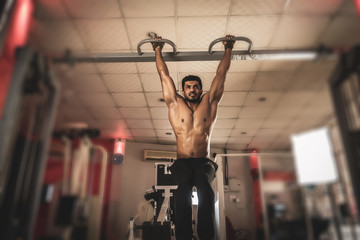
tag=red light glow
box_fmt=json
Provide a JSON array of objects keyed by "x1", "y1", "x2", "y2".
[{"x1": 356, "y1": 0, "x2": 360, "y2": 17}]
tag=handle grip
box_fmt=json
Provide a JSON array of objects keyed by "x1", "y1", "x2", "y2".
[
  {"x1": 208, "y1": 36, "x2": 253, "y2": 54},
  {"x1": 137, "y1": 38, "x2": 177, "y2": 55}
]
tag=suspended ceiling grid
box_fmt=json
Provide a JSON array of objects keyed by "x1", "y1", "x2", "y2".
[{"x1": 29, "y1": 0, "x2": 360, "y2": 151}]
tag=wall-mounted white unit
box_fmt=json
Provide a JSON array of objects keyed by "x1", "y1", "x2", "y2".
[{"x1": 144, "y1": 150, "x2": 177, "y2": 162}]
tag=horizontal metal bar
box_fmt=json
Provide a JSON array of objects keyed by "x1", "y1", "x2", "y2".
[{"x1": 52, "y1": 48, "x2": 337, "y2": 64}]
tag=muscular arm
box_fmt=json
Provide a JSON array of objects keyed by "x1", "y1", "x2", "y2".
[
  {"x1": 155, "y1": 46, "x2": 177, "y2": 106},
  {"x1": 208, "y1": 36, "x2": 234, "y2": 103}
]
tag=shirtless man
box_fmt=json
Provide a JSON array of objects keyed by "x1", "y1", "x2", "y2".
[{"x1": 153, "y1": 35, "x2": 234, "y2": 240}]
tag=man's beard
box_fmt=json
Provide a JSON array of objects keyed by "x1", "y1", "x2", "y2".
[{"x1": 185, "y1": 95, "x2": 200, "y2": 103}]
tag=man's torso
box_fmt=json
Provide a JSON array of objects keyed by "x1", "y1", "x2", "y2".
[{"x1": 168, "y1": 93, "x2": 218, "y2": 158}]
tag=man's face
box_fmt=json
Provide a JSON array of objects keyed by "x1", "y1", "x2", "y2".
[{"x1": 183, "y1": 80, "x2": 203, "y2": 103}]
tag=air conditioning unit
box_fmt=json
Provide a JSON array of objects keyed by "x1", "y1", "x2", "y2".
[{"x1": 144, "y1": 150, "x2": 177, "y2": 162}]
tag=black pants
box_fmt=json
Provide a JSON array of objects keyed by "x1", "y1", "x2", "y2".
[{"x1": 169, "y1": 158, "x2": 218, "y2": 240}]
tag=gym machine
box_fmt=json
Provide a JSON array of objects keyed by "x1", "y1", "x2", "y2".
[
  {"x1": 129, "y1": 162, "x2": 177, "y2": 240},
  {"x1": 0, "y1": 47, "x2": 61, "y2": 240}
]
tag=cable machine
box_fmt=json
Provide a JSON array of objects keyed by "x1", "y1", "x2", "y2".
[{"x1": 0, "y1": 47, "x2": 61, "y2": 240}]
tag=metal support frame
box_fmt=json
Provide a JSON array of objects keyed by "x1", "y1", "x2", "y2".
[{"x1": 53, "y1": 48, "x2": 337, "y2": 64}]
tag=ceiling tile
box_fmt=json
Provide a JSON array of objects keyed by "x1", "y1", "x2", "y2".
[
  {"x1": 96, "y1": 63, "x2": 137, "y2": 73},
  {"x1": 119, "y1": 108, "x2": 151, "y2": 119},
  {"x1": 61, "y1": 107, "x2": 93, "y2": 122},
  {"x1": 59, "y1": 91, "x2": 84, "y2": 107},
  {"x1": 259, "y1": 60, "x2": 303, "y2": 72},
  {"x1": 251, "y1": 72, "x2": 293, "y2": 91},
  {"x1": 75, "y1": 19, "x2": 130, "y2": 51},
  {"x1": 112, "y1": 93, "x2": 147, "y2": 107},
  {"x1": 276, "y1": 91, "x2": 316, "y2": 107},
  {"x1": 231, "y1": 0, "x2": 286, "y2": 15},
  {"x1": 235, "y1": 118, "x2": 264, "y2": 129},
  {"x1": 93, "y1": 119, "x2": 127, "y2": 129},
  {"x1": 141, "y1": 74, "x2": 168, "y2": 92},
  {"x1": 131, "y1": 129, "x2": 156, "y2": 137},
  {"x1": 177, "y1": 17, "x2": 227, "y2": 49},
  {"x1": 262, "y1": 118, "x2": 292, "y2": 128},
  {"x1": 78, "y1": 93, "x2": 114, "y2": 107},
  {"x1": 66, "y1": 74, "x2": 107, "y2": 92},
  {"x1": 238, "y1": 106, "x2": 272, "y2": 118},
  {"x1": 287, "y1": 72, "x2": 328, "y2": 91},
  {"x1": 63, "y1": 0, "x2": 121, "y2": 18},
  {"x1": 225, "y1": 73, "x2": 255, "y2": 91},
  {"x1": 256, "y1": 128, "x2": 283, "y2": 136},
  {"x1": 125, "y1": 18, "x2": 176, "y2": 50},
  {"x1": 53, "y1": 63, "x2": 98, "y2": 75},
  {"x1": 220, "y1": 92, "x2": 247, "y2": 106},
  {"x1": 212, "y1": 143, "x2": 227, "y2": 149},
  {"x1": 229, "y1": 61, "x2": 261, "y2": 72},
  {"x1": 269, "y1": 15, "x2": 330, "y2": 48},
  {"x1": 134, "y1": 137, "x2": 159, "y2": 144},
  {"x1": 137, "y1": 62, "x2": 177, "y2": 73},
  {"x1": 285, "y1": 116, "x2": 320, "y2": 134},
  {"x1": 214, "y1": 119, "x2": 236, "y2": 129},
  {"x1": 88, "y1": 107, "x2": 122, "y2": 119},
  {"x1": 212, "y1": 129, "x2": 232, "y2": 137},
  {"x1": 156, "y1": 129, "x2": 176, "y2": 139},
  {"x1": 285, "y1": 0, "x2": 343, "y2": 14},
  {"x1": 150, "y1": 107, "x2": 169, "y2": 119},
  {"x1": 178, "y1": 61, "x2": 219, "y2": 73},
  {"x1": 103, "y1": 74, "x2": 143, "y2": 92},
  {"x1": 34, "y1": 0, "x2": 69, "y2": 19},
  {"x1": 301, "y1": 106, "x2": 333, "y2": 117},
  {"x1": 231, "y1": 128, "x2": 259, "y2": 137},
  {"x1": 227, "y1": 16, "x2": 280, "y2": 48},
  {"x1": 243, "y1": 92, "x2": 282, "y2": 106},
  {"x1": 127, "y1": 119, "x2": 154, "y2": 129},
  {"x1": 120, "y1": 0, "x2": 174, "y2": 17},
  {"x1": 146, "y1": 92, "x2": 168, "y2": 107},
  {"x1": 30, "y1": 20, "x2": 85, "y2": 52},
  {"x1": 267, "y1": 106, "x2": 303, "y2": 118},
  {"x1": 211, "y1": 137, "x2": 230, "y2": 144},
  {"x1": 226, "y1": 143, "x2": 248, "y2": 150},
  {"x1": 228, "y1": 136, "x2": 253, "y2": 144},
  {"x1": 320, "y1": 16, "x2": 360, "y2": 47},
  {"x1": 178, "y1": 0, "x2": 231, "y2": 16},
  {"x1": 217, "y1": 107, "x2": 241, "y2": 119},
  {"x1": 153, "y1": 119, "x2": 172, "y2": 129}
]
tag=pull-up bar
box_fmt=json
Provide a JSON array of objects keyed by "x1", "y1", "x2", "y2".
[{"x1": 53, "y1": 35, "x2": 337, "y2": 64}]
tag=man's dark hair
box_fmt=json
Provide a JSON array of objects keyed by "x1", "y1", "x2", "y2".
[{"x1": 181, "y1": 75, "x2": 202, "y2": 91}]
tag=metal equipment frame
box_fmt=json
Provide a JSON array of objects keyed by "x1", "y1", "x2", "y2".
[{"x1": 53, "y1": 35, "x2": 337, "y2": 64}]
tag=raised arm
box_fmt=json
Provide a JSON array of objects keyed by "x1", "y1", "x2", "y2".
[
  {"x1": 208, "y1": 35, "x2": 234, "y2": 103},
  {"x1": 153, "y1": 37, "x2": 178, "y2": 106}
]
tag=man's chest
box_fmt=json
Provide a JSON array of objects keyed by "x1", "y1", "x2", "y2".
[{"x1": 170, "y1": 101, "x2": 215, "y2": 131}]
